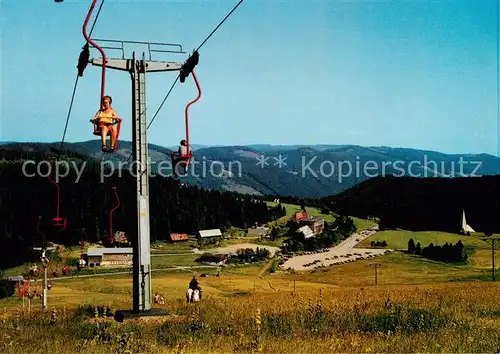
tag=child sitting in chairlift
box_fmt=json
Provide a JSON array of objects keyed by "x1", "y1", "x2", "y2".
[{"x1": 170, "y1": 139, "x2": 190, "y2": 177}]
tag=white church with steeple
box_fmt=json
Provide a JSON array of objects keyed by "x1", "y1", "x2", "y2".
[{"x1": 461, "y1": 209, "x2": 475, "y2": 234}]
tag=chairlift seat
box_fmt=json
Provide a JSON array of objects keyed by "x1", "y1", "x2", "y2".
[
  {"x1": 92, "y1": 117, "x2": 122, "y2": 152},
  {"x1": 52, "y1": 217, "x2": 67, "y2": 229}
]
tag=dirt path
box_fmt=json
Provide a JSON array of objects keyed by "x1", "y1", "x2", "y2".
[{"x1": 280, "y1": 227, "x2": 392, "y2": 271}]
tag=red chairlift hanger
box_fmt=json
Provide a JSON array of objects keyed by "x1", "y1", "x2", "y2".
[
  {"x1": 82, "y1": 0, "x2": 122, "y2": 152},
  {"x1": 181, "y1": 70, "x2": 202, "y2": 165},
  {"x1": 47, "y1": 173, "x2": 67, "y2": 231}
]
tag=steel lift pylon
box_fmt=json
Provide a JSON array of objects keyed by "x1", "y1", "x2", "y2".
[{"x1": 90, "y1": 41, "x2": 184, "y2": 319}]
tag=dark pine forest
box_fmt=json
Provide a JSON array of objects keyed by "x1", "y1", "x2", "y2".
[{"x1": 0, "y1": 150, "x2": 286, "y2": 270}]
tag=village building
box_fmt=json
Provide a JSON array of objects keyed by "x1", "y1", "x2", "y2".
[
  {"x1": 197, "y1": 229, "x2": 223, "y2": 239},
  {"x1": 308, "y1": 216, "x2": 325, "y2": 234},
  {"x1": 297, "y1": 225, "x2": 315, "y2": 239},
  {"x1": 196, "y1": 253, "x2": 229, "y2": 266},
  {"x1": 7, "y1": 275, "x2": 24, "y2": 285},
  {"x1": 291, "y1": 211, "x2": 309, "y2": 223},
  {"x1": 170, "y1": 233, "x2": 189, "y2": 242},
  {"x1": 84, "y1": 247, "x2": 133, "y2": 267},
  {"x1": 291, "y1": 212, "x2": 325, "y2": 238}
]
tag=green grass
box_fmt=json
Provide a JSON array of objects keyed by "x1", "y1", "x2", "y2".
[
  {"x1": 267, "y1": 202, "x2": 336, "y2": 224},
  {"x1": 222, "y1": 227, "x2": 248, "y2": 238},
  {"x1": 266, "y1": 201, "x2": 377, "y2": 230},
  {"x1": 357, "y1": 230, "x2": 487, "y2": 250},
  {"x1": 213, "y1": 235, "x2": 284, "y2": 249},
  {"x1": 252, "y1": 237, "x2": 286, "y2": 248},
  {"x1": 3, "y1": 254, "x2": 200, "y2": 279},
  {"x1": 351, "y1": 216, "x2": 378, "y2": 231},
  {"x1": 267, "y1": 201, "x2": 299, "y2": 219},
  {"x1": 354, "y1": 230, "x2": 500, "y2": 278},
  {"x1": 3, "y1": 277, "x2": 500, "y2": 353},
  {"x1": 151, "y1": 240, "x2": 198, "y2": 254},
  {"x1": 3, "y1": 264, "x2": 29, "y2": 277},
  {"x1": 2, "y1": 251, "x2": 496, "y2": 311},
  {"x1": 151, "y1": 254, "x2": 200, "y2": 268},
  {"x1": 277, "y1": 251, "x2": 492, "y2": 287}
]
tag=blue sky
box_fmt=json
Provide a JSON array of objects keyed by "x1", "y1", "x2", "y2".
[{"x1": 1, "y1": 0, "x2": 499, "y2": 155}]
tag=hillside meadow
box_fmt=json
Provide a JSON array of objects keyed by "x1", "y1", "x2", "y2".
[
  {"x1": 357, "y1": 230, "x2": 500, "y2": 274},
  {"x1": 2, "y1": 209, "x2": 500, "y2": 353},
  {"x1": 1, "y1": 249, "x2": 500, "y2": 353},
  {"x1": 266, "y1": 202, "x2": 378, "y2": 230}
]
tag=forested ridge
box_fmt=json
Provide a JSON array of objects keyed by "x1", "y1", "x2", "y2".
[
  {"x1": 0, "y1": 150, "x2": 286, "y2": 269},
  {"x1": 322, "y1": 175, "x2": 500, "y2": 234}
]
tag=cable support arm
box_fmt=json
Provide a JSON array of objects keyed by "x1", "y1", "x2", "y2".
[
  {"x1": 82, "y1": 0, "x2": 107, "y2": 100},
  {"x1": 184, "y1": 71, "x2": 201, "y2": 157}
]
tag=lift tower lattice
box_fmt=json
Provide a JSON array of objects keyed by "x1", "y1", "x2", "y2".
[{"x1": 90, "y1": 41, "x2": 184, "y2": 315}]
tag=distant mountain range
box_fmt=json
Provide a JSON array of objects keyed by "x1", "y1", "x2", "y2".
[{"x1": 1, "y1": 140, "x2": 499, "y2": 198}]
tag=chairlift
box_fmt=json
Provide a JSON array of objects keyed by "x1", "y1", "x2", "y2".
[{"x1": 47, "y1": 173, "x2": 67, "y2": 231}]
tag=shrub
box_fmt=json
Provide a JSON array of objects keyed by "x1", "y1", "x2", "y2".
[{"x1": 0, "y1": 280, "x2": 15, "y2": 298}]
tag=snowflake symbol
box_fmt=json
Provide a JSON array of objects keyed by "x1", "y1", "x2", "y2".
[
  {"x1": 255, "y1": 155, "x2": 269, "y2": 168},
  {"x1": 273, "y1": 155, "x2": 287, "y2": 168}
]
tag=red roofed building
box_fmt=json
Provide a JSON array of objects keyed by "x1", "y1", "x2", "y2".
[
  {"x1": 292, "y1": 211, "x2": 309, "y2": 222},
  {"x1": 289, "y1": 211, "x2": 325, "y2": 237},
  {"x1": 170, "y1": 233, "x2": 189, "y2": 242}
]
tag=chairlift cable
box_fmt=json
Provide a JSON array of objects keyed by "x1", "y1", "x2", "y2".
[
  {"x1": 146, "y1": 76, "x2": 179, "y2": 131},
  {"x1": 59, "y1": 76, "x2": 80, "y2": 151},
  {"x1": 195, "y1": 0, "x2": 243, "y2": 52},
  {"x1": 88, "y1": 0, "x2": 105, "y2": 38},
  {"x1": 145, "y1": 0, "x2": 244, "y2": 131},
  {"x1": 124, "y1": 0, "x2": 244, "y2": 163},
  {"x1": 59, "y1": 0, "x2": 106, "y2": 152}
]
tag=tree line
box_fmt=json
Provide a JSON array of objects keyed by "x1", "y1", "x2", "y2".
[
  {"x1": 407, "y1": 238, "x2": 467, "y2": 263},
  {"x1": 229, "y1": 248, "x2": 271, "y2": 264},
  {"x1": 0, "y1": 151, "x2": 286, "y2": 270},
  {"x1": 322, "y1": 175, "x2": 500, "y2": 234}
]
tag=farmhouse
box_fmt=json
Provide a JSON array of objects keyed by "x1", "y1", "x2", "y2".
[
  {"x1": 170, "y1": 233, "x2": 189, "y2": 242},
  {"x1": 198, "y1": 229, "x2": 222, "y2": 239},
  {"x1": 7, "y1": 275, "x2": 24, "y2": 285},
  {"x1": 291, "y1": 211, "x2": 309, "y2": 223},
  {"x1": 196, "y1": 253, "x2": 229, "y2": 266},
  {"x1": 308, "y1": 216, "x2": 325, "y2": 235},
  {"x1": 84, "y1": 247, "x2": 133, "y2": 267},
  {"x1": 297, "y1": 225, "x2": 315, "y2": 239},
  {"x1": 291, "y1": 212, "x2": 325, "y2": 237}
]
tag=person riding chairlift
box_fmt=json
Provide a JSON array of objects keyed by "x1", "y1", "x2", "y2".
[
  {"x1": 90, "y1": 95, "x2": 120, "y2": 152},
  {"x1": 170, "y1": 139, "x2": 190, "y2": 178}
]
